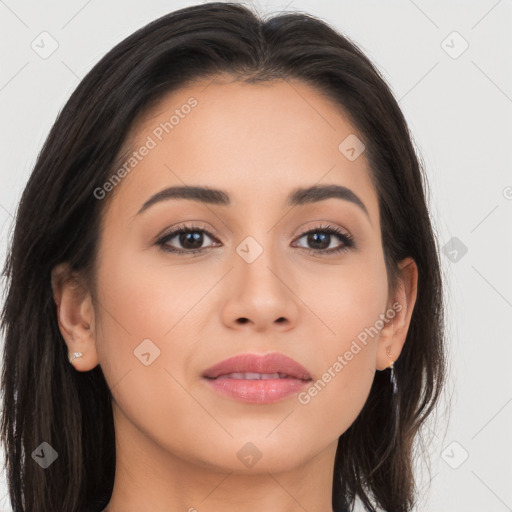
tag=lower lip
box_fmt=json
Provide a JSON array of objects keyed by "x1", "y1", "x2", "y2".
[{"x1": 203, "y1": 377, "x2": 311, "y2": 403}]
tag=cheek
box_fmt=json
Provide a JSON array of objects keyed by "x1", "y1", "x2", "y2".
[
  {"x1": 297, "y1": 249, "x2": 389, "y2": 345},
  {"x1": 93, "y1": 241, "x2": 211, "y2": 398},
  {"x1": 95, "y1": 243, "x2": 211, "y2": 340},
  {"x1": 291, "y1": 254, "x2": 388, "y2": 433},
  {"x1": 93, "y1": 246, "x2": 215, "y2": 450}
]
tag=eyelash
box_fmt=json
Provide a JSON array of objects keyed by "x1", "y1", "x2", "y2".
[{"x1": 156, "y1": 223, "x2": 355, "y2": 256}]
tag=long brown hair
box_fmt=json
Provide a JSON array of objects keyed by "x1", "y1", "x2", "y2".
[{"x1": 1, "y1": 3, "x2": 446, "y2": 511}]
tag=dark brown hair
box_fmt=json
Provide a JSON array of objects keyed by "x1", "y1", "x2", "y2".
[{"x1": 1, "y1": 3, "x2": 446, "y2": 511}]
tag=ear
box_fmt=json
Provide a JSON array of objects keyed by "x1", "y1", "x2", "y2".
[
  {"x1": 51, "y1": 262, "x2": 99, "y2": 371},
  {"x1": 376, "y1": 257, "x2": 418, "y2": 371}
]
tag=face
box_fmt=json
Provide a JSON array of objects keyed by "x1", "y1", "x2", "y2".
[{"x1": 78, "y1": 76, "x2": 401, "y2": 474}]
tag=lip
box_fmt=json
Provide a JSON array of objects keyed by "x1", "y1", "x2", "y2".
[
  {"x1": 202, "y1": 352, "x2": 313, "y2": 404},
  {"x1": 203, "y1": 352, "x2": 312, "y2": 380}
]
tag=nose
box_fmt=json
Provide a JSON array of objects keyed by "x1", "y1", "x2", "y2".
[{"x1": 220, "y1": 242, "x2": 300, "y2": 333}]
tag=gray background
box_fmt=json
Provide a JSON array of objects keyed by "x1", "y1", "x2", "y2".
[{"x1": 1, "y1": 0, "x2": 511, "y2": 510}]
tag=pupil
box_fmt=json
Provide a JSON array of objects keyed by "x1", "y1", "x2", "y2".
[
  {"x1": 180, "y1": 232, "x2": 203, "y2": 249},
  {"x1": 309, "y1": 232, "x2": 329, "y2": 249}
]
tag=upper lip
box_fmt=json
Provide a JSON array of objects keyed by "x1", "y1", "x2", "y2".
[{"x1": 202, "y1": 352, "x2": 312, "y2": 380}]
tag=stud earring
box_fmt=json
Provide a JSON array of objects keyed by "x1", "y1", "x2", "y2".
[{"x1": 69, "y1": 352, "x2": 83, "y2": 364}]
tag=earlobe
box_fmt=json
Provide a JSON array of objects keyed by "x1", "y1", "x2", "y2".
[
  {"x1": 51, "y1": 263, "x2": 99, "y2": 371},
  {"x1": 376, "y1": 257, "x2": 418, "y2": 371}
]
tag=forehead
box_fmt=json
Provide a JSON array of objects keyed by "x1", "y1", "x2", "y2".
[{"x1": 104, "y1": 76, "x2": 378, "y2": 223}]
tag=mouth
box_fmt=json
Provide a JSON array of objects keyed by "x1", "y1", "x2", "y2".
[
  {"x1": 202, "y1": 352, "x2": 312, "y2": 380},
  {"x1": 202, "y1": 352, "x2": 313, "y2": 403}
]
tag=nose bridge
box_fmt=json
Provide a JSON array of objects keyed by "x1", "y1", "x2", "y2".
[
  {"x1": 221, "y1": 227, "x2": 299, "y2": 330},
  {"x1": 235, "y1": 229, "x2": 286, "y2": 296}
]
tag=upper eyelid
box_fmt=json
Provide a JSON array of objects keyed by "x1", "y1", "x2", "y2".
[{"x1": 158, "y1": 222, "x2": 219, "y2": 240}]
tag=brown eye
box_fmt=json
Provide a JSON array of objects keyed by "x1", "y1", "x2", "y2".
[
  {"x1": 156, "y1": 225, "x2": 220, "y2": 254},
  {"x1": 293, "y1": 224, "x2": 355, "y2": 255}
]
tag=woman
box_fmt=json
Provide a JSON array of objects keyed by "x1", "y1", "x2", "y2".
[{"x1": 0, "y1": 3, "x2": 446, "y2": 511}]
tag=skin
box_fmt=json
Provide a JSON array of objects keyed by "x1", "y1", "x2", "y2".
[{"x1": 52, "y1": 75, "x2": 418, "y2": 512}]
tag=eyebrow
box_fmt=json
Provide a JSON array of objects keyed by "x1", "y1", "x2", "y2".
[{"x1": 136, "y1": 184, "x2": 370, "y2": 221}]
